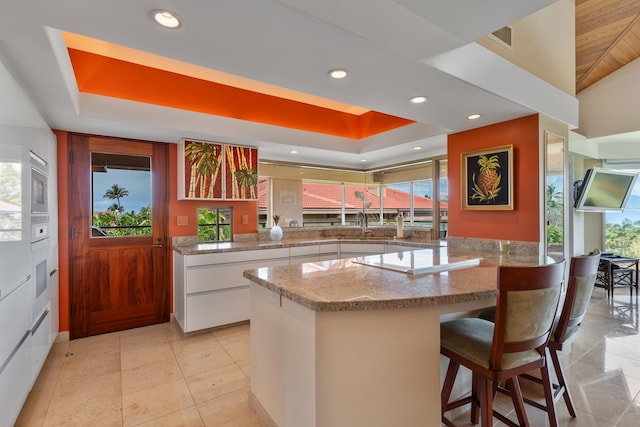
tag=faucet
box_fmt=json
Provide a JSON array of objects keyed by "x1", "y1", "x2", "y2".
[{"x1": 356, "y1": 212, "x2": 368, "y2": 237}]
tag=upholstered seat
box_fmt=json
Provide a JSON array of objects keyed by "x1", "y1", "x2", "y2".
[{"x1": 440, "y1": 261, "x2": 566, "y2": 427}]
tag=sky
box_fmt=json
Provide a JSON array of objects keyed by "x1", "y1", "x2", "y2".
[{"x1": 92, "y1": 169, "x2": 151, "y2": 213}]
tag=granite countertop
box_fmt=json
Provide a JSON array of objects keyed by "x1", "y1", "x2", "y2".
[
  {"x1": 243, "y1": 247, "x2": 555, "y2": 312},
  {"x1": 173, "y1": 237, "x2": 439, "y2": 255}
]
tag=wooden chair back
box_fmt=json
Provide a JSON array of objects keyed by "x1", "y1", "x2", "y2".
[
  {"x1": 553, "y1": 250, "x2": 601, "y2": 344},
  {"x1": 490, "y1": 261, "x2": 566, "y2": 370}
]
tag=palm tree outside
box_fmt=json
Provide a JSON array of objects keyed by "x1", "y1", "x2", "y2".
[{"x1": 103, "y1": 184, "x2": 129, "y2": 213}]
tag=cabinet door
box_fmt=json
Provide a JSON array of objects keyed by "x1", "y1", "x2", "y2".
[
  {"x1": 186, "y1": 287, "x2": 249, "y2": 331},
  {"x1": 187, "y1": 257, "x2": 289, "y2": 294}
]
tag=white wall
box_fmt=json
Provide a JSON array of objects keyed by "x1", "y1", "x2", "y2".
[
  {"x1": 576, "y1": 57, "x2": 640, "y2": 141},
  {"x1": 477, "y1": 0, "x2": 576, "y2": 96}
]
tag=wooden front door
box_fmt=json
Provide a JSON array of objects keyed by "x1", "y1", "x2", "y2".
[{"x1": 68, "y1": 134, "x2": 169, "y2": 339}]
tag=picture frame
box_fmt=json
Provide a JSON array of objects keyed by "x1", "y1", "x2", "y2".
[
  {"x1": 461, "y1": 145, "x2": 513, "y2": 210},
  {"x1": 178, "y1": 139, "x2": 259, "y2": 200},
  {"x1": 224, "y1": 144, "x2": 259, "y2": 200},
  {"x1": 178, "y1": 139, "x2": 224, "y2": 200}
]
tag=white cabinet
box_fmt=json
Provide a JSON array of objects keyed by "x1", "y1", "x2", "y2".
[
  {"x1": 31, "y1": 305, "x2": 50, "y2": 385},
  {"x1": 0, "y1": 276, "x2": 32, "y2": 427},
  {"x1": 319, "y1": 243, "x2": 340, "y2": 261},
  {"x1": 175, "y1": 242, "x2": 428, "y2": 333},
  {"x1": 289, "y1": 244, "x2": 339, "y2": 264},
  {"x1": 174, "y1": 248, "x2": 290, "y2": 332},
  {"x1": 339, "y1": 243, "x2": 386, "y2": 258}
]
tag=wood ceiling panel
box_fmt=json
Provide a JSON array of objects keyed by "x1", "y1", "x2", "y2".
[{"x1": 576, "y1": 0, "x2": 640, "y2": 93}]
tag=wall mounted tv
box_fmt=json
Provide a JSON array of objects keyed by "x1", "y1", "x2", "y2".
[{"x1": 573, "y1": 168, "x2": 638, "y2": 211}]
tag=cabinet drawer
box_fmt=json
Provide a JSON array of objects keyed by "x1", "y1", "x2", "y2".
[
  {"x1": 186, "y1": 248, "x2": 289, "y2": 267},
  {"x1": 289, "y1": 245, "x2": 319, "y2": 257},
  {"x1": 0, "y1": 277, "x2": 32, "y2": 367},
  {"x1": 318, "y1": 244, "x2": 339, "y2": 255},
  {"x1": 340, "y1": 243, "x2": 385, "y2": 255},
  {"x1": 185, "y1": 287, "x2": 249, "y2": 332},
  {"x1": 186, "y1": 257, "x2": 290, "y2": 294},
  {"x1": 0, "y1": 332, "x2": 31, "y2": 427}
]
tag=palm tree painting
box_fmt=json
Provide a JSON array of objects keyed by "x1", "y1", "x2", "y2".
[
  {"x1": 226, "y1": 145, "x2": 258, "y2": 199},
  {"x1": 183, "y1": 140, "x2": 223, "y2": 199}
]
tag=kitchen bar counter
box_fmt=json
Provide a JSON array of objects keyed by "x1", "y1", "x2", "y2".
[
  {"x1": 245, "y1": 248, "x2": 554, "y2": 427},
  {"x1": 243, "y1": 247, "x2": 551, "y2": 311}
]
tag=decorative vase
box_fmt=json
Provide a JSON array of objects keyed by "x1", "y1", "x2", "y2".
[
  {"x1": 270, "y1": 215, "x2": 283, "y2": 241},
  {"x1": 270, "y1": 224, "x2": 283, "y2": 241}
]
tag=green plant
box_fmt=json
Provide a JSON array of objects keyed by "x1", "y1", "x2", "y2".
[
  {"x1": 197, "y1": 208, "x2": 231, "y2": 242},
  {"x1": 92, "y1": 205, "x2": 152, "y2": 237}
]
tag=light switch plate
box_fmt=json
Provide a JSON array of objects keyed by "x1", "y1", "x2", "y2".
[
  {"x1": 177, "y1": 215, "x2": 188, "y2": 226},
  {"x1": 241, "y1": 215, "x2": 249, "y2": 224}
]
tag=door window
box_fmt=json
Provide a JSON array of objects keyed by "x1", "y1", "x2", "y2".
[{"x1": 91, "y1": 153, "x2": 152, "y2": 237}]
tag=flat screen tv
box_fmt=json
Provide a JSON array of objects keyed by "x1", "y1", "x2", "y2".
[{"x1": 574, "y1": 168, "x2": 638, "y2": 211}]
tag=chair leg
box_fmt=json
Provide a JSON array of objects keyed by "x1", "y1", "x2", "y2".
[
  {"x1": 541, "y1": 351, "x2": 559, "y2": 427},
  {"x1": 507, "y1": 376, "x2": 530, "y2": 427},
  {"x1": 478, "y1": 376, "x2": 493, "y2": 427},
  {"x1": 441, "y1": 360, "x2": 459, "y2": 418},
  {"x1": 471, "y1": 373, "x2": 480, "y2": 424},
  {"x1": 549, "y1": 348, "x2": 576, "y2": 417}
]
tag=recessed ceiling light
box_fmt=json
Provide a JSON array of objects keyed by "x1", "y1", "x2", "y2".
[
  {"x1": 409, "y1": 96, "x2": 427, "y2": 104},
  {"x1": 153, "y1": 10, "x2": 182, "y2": 29},
  {"x1": 360, "y1": 159, "x2": 368, "y2": 162},
  {"x1": 467, "y1": 113, "x2": 482, "y2": 120},
  {"x1": 413, "y1": 146, "x2": 422, "y2": 150},
  {"x1": 329, "y1": 69, "x2": 348, "y2": 79},
  {"x1": 290, "y1": 150, "x2": 298, "y2": 154}
]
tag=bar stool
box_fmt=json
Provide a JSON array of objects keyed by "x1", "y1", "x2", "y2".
[
  {"x1": 440, "y1": 261, "x2": 566, "y2": 427},
  {"x1": 478, "y1": 250, "x2": 601, "y2": 425}
]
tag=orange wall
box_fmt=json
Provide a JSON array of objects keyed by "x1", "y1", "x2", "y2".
[
  {"x1": 447, "y1": 115, "x2": 540, "y2": 242},
  {"x1": 167, "y1": 143, "x2": 258, "y2": 237},
  {"x1": 55, "y1": 132, "x2": 259, "y2": 332}
]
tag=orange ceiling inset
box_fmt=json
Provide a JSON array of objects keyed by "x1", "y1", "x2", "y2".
[{"x1": 67, "y1": 48, "x2": 414, "y2": 139}]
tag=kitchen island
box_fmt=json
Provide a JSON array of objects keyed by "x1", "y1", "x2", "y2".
[{"x1": 243, "y1": 247, "x2": 553, "y2": 427}]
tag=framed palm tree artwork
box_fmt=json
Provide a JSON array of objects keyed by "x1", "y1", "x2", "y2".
[
  {"x1": 178, "y1": 139, "x2": 259, "y2": 200},
  {"x1": 225, "y1": 145, "x2": 258, "y2": 200},
  {"x1": 461, "y1": 145, "x2": 513, "y2": 210},
  {"x1": 178, "y1": 139, "x2": 224, "y2": 199}
]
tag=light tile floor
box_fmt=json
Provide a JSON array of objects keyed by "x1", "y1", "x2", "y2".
[
  {"x1": 16, "y1": 320, "x2": 257, "y2": 427},
  {"x1": 15, "y1": 288, "x2": 640, "y2": 426}
]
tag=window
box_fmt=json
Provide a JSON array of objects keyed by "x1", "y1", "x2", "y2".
[
  {"x1": 257, "y1": 158, "x2": 448, "y2": 231},
  {"x1": 197, "y1": 207, "x2": 232, "y2": 242},
  {"x1": 91, "y1": 153, "x2": 152, "y2": 237}
]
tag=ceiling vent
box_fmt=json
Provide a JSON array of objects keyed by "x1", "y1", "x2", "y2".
[{"x1": 489, "y1": 25, "x2": 512, "y2": 49}]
